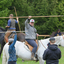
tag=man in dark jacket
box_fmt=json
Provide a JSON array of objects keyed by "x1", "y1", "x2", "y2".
[{"x1": 43, "y1": 37, "x2": 61, "y2": 64}]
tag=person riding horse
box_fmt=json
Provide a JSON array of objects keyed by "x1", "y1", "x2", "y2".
[
  {"x1": 4, "y1": 14, "x2": 19, "y2": 43},
  {"x1": 0, "y1": 27, "x2": 25, "y2": 57},
  {"x1": 54, "y1": 29, "x2": 61, "y2": 36},
  {"x1": 25, "y1": 16, "x2": 39, "y2": 60}
]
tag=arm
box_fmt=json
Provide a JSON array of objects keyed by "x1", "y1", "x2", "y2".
[
  {"x1": 36, "y1": 33, "x2": 39, "y2": 37},
  {"x1": 35, "y1": 29, "x2": 39, "y2": 37},
  {"x1": 9, "y1": 34, "x2": 17, "y2": 50},
  {"x1": 25, "y1": 16, "x2": 32, "y2": 28},
  {"x1": 15, "y1": 17, "x2": 19, "y2": 23},
  {"x1": 6, "y1": 20, "x2": 11, "y2": 28},
  {"x1": 25, "y1": 19, "x2": 30, "y2": 28},
  {"x1": 15, "y1": 20, "x2": 18, "y2": 23},
  {"x1": 58, "y1": 49, "x2": 61, "y2": 59},
  {"x1": 43, "y1": 49, "x2": 48, "y2": 60}
]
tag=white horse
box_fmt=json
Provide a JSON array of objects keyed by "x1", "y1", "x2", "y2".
[{"x1": 2, "y1": 35, "x2": 64, "y2": 64}]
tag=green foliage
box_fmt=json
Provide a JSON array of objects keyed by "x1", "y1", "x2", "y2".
[
  {"x1": 0, "y1": 0, "x2": 64, "y2": 34},
  {"x1": 0, "y1": 0, "x2": 13, "y2": 28}
]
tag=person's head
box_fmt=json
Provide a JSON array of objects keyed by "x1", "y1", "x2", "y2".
[
  {"x1": 57, "y1": 29, "x2": 60, "y2": 33},
  {"x1": 9, "y1": 14, "x2": 13, "y2": 19},
  {"x1": 49, "y1": 37, "x2": 55, "y2": 45},
  {"x1": 29, "y1": 19, "x2": 35, "y2": 26},
  {"x1": 8, "y1": 38, "x2": 14, "y2": 45}
]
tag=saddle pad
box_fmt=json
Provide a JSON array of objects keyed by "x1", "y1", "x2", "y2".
[{"x1": 25, "y1": 40, "x2": 38, "y2": 52}]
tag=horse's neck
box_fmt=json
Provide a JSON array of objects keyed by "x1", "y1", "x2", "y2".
[
  {"x1": 0, "y1": 27, "x2": 6, "y2": 31},
  {"x1": 54, "y1": 36, "x2": 62, "y2": 45},
  {"x1": 38, "y1": 39, "x2": 49, "y2": 49}
]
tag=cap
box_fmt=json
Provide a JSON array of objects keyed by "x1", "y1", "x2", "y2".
[
  {"x1": 8, "y1": 38, "x2": 14, "y2": 42},
  {"x1": 49, "y1": 37, "x2": 55, "y2": 41},
  {"x1": 30, "y1": 19, "x2": 35, "y2": 23}
]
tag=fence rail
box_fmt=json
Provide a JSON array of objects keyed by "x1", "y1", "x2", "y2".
[
  {"x1": 0, "y1": 31, "x2": 26, "y2": 33},
  {"x1": 37, "y1": 35, "x2": 50, "y2": 39},
  {"x1": 0, "y1": 15, "x2": 64, "y2": 19},
  {"x1": 38, "y1": 35, "x2": 50, "y2": 37}
]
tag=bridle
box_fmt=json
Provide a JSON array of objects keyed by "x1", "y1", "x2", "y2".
[{"x1": 37, "y1": 36, "x2": 47, "y2": 49}]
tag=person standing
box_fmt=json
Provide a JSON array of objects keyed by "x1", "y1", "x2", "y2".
[
  {"x1": 43, "y1": 37, "x2": 61, "y2": 64},
  {"x1": 25, "y1": 16, "x2": 39, "y2": 60},
  {"x1": 8, "y1": 31, "x2": 17, "y2": 64},
  {"x1": 4, "y1": 14, "x2": 19, "y2": 43}
]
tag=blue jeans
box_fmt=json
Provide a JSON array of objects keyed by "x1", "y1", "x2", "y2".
[
  {"x1": 26, "y1": 39, "x2": 37, "y2": 54},
  {"x1": 8, "y1": 61, "x2": 16, "y2": 64}
]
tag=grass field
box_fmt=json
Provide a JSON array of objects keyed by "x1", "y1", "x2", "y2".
[{"x1": 0, "y1": 46, "x2": 64, "y2": 64}]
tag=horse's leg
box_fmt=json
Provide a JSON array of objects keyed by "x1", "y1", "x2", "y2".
[
  {"x1": 0, "y1": 41, "x2": 5, "y2": 57},
  {"x1": 39, "y1": 57, "x2": 45, "y2": 64},
  {"x1": 0, "y1": 44, "x2": 2, "y2": 57},
  {"x1": 2, "y1": 47, "x2": 7, "y2": 64},
  {"x1": 0, "y1": 43, "x2": 1, "y2": 57}
]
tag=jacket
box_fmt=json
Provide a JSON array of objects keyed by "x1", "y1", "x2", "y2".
[
  {"x1": 43, "y1": 44, "x2": 61, "y2": 64},
  {"x1": 54, "y1": 32, "x2": 61, "y2": 36},
  {"x1": 25, "y1": 19, "x2": 37, "y2": 39}
]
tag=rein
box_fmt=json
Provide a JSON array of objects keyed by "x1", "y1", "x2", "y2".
[
  {"x1": 40, "y1": 40, "x2": 47, "y2": 49},
  {"x1": 37, "y1": 36, "x2": 47, "y2": 49}
]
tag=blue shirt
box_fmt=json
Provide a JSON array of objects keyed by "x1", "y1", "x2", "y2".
[
  {"x1": 8, "y1": 34, "x2": 17, "y2": 61},
  {"x1": 8, "y1": 19, "x2": 18, "y2": 30}
]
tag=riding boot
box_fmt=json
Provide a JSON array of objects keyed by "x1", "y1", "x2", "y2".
[{"x1": 31, "y1": 52, "x2": 37, "y2": 60}]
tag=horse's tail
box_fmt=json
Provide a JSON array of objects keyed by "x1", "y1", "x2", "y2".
[{"x1": 2, "y1": 47, "x2": 7, "y2": 64}]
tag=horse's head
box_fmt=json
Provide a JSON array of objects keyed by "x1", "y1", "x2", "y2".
[
  {"x1": 54, "y1": 35, "x2": 64, "y2": 47},
  {"x1": 55, "y1": 35, "x2": 64, "y2": 46},
  {"x1": 17, "y1": 32, "x2": 25, "y2": 42},
  {"x1": 0, "y1": 27, "x2": 6, "y2": 31}
]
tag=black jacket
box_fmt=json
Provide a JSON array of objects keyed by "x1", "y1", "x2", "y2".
[{"x1": 43, "y1": 44, "x2": 61, "y2": 64}]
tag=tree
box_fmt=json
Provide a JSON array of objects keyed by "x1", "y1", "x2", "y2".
[
  {"x1": 0, "y1": 0, "x2": 13, "y2": 28},
  {"x1": 0, "y1": 0, "x2": 64, "y2": 35}
]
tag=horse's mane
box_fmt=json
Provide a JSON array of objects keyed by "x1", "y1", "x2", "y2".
[{"x1": 0, "y1": 27, "x2": 6, "y2": 31}]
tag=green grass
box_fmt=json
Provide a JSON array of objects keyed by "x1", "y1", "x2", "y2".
[
  {"x1": 17, "y1": 59, "x2": 39, "y2": 64},
  {"x1": 58, "y1": 46, "x2": 64, "y2": 64},
  {"x1": 0, "y1": 46, "x2": 64, "y2": 64}
]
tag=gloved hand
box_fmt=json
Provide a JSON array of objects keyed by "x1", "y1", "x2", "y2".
[{"x1": 12, "y1": 31, "x2": 16, "y2": 34}]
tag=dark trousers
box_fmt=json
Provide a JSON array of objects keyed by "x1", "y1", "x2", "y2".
[
  {"x1": 26, "y1": 39, "x2": 37, "y2": 54},
  {"x1": 8, "y1": 61, "x2": 16, "y2": 64}
]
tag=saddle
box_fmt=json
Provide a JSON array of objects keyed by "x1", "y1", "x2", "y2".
[
  {"x1": 4, "y1": 33, "x2": 15, "y2": 43},
  {"x1": 8, "y1": 33, "x2": 15, "y2": 38},
  {"x1": 25, "y1": 40, "x2": 39, "y2": 52}
]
